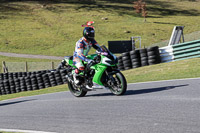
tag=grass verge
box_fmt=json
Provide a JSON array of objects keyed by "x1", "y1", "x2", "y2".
[
  {"x1": 0, "y1": 84, "x2": 68, "y2": 101},
  {"x1": 122, "y1": 57, "x2": 200, "y2": 83}
]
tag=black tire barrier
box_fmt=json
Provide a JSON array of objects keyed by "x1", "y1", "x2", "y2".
[
  {"x1": 0, "y1": 73, "x2": 3, "y2": 81},
  {"x1": 117, "y1": 56, "x2": 125, "y2": 71},
  {"x1": 3, "y1": 73, "x2": 8, "y2": 80},
  {"x1": 18, "y1": 72, "x2": 23, "y2": 77},
  {"x1": 0, "y1": 83, "x2": 2, "y2": 95},
  {"x1": 3, "y1": 80, "x2": 10, "y2": 94},
  {"x1": 48, "y1": 72, "x2": 57, "y2": 87},
  {"x1": 14, "y1": 78, "x2": 21, "y2": 92},
  {"x1": 121, "y1": 52, "x2": 132, "y2": 70},
  {"x1": 8, "y1": 73, "x2": 13, "y2": 80},
  {"x1": 25, "y1": 77, "x2": 32, "y2": 91},
  {"x1": 147, "y1": 46, "x2": 161, "y2": 65},
  {"x1": 0, "y1": 69, "x2": 69, "y2": 96},
  {"x1": 27, "y1": 72, "x2": 32, "y2": 77},
  {"x1": 130, "y1": 49, "x2": 141, "y2": 68},
  {"x1": 0, "y1": 82, "x2": 5, "y2": 95},
  {"x1": 13, "y1": 72, "x2": 18, "y2": 79},
  {"x1": 60, "y1": 69, "x2": 68, "y2": 84},
  {"x1": 9, "y1": 79, "x2": 16, "y2": 94},
  {"x1": 147, "y1": 46, "x2": 159, "y2": 52},
  {"x1": 121, "y1": 52, "x2": 130, "y2": 57},
  {"x1": 118, "y1": 46, "x2": 161, "y2": 70},
  {"x1": 42, "y1": 74, "x2": 51, "y2": 88},
  {"x1": 55, "y1": 76, "x2": 63, "y2": 85},
  {"x1": 139, "y1": 48, "x2": 149, "y2": 66},
  {"x1": 30, "y1": 75, "x2": 39, "y2": 90},
  {"x1": 20, "y1": 77, "x2": 27, "y2": 92}
]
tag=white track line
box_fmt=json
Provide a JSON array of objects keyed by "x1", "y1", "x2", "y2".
[{"x1": 0, "y1": 128, "x2": 57, "y2": 133}]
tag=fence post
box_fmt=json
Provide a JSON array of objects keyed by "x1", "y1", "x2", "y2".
[
  {"x1": 2, "y1": 61, "x2": 8, "y2": 73},
  {"x1": 1, "y1": 61, "x2": 3, "y2": 73},
  {"x1": 25, "y1": 61, "x2": 28, "y2": 72},
  {"x1": 52, "y1": 62, "x2": 54, "y2": 70}
]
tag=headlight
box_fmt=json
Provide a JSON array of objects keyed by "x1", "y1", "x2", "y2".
[
  {"x1": 105, "y1": 60, "x2": 118, "y2": 65},
  {"x1": 105, "y1": 60, "x2": 113, "y2": 64}
]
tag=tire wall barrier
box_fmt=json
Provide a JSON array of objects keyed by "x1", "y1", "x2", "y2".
[
  {"x1": 0, "y1": 69, "x2": 68, "y2": 96},
  {"x1": 117, "y1": 46, "x2": 161, "y2": 71},
  {"x1": 159, "y1": 39, "x2": 200, "y2": 63}
]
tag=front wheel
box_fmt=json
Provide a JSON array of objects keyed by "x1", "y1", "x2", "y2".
[
  {"x1": 109, "y1": 72, "x2": 127, "y2": 95},
  {"x1": 68, "y1": 82, "x2": 87, "y2": 97}
]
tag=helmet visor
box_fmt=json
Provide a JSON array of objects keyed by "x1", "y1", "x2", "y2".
[{"x1": 88, "y1": 30, "x2": 95, "y2": 39}]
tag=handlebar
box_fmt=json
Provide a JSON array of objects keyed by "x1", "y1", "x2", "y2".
[{"x1": 85, "y1": 55, "x2": 101, "y2": 72}]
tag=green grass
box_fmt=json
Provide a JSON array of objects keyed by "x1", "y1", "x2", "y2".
[
  {"x1": 1, "y1": 57, "x2": 200, "y2": 101},
  {"x1": 0, "y1": 131, "x2": 25, "y2": 133},
  {"x1": 122, "y1": 57, "x2": 200, "y2": 83},
  {"x1": 0, "y1": 132, "x2": 22, "y2": 133},
  {"x1": 0, "y1": 0, "x2": 200, "y2": 56}
]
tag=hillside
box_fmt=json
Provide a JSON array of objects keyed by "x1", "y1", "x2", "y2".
[{"x1": 0, "y1": 0, "x2": 200, "y2": 56}]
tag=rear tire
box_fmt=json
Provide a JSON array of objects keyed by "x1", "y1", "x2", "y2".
[
  {"x1": 110, "y1": 72, "x2": 127, "y2": 95},
  {"x1": 68, "y1": 82, "x2": 87, "y2": 97}
]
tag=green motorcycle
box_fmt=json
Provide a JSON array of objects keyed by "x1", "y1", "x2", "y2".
[{"x1": 60, "y1": 45, "x2": 127, "y2": 97}]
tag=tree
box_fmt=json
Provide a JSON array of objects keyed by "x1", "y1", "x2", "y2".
[
  {"x1": 141, "y1": 2, "x2": 148, "y2": 22},
  {"x1": 133, "y1": 0, "x2": 148, "y2": 22}
]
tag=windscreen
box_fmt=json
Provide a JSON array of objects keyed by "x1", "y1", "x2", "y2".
[{"x1": 100, "y1": 45, "x2": 109, "y2": 53}]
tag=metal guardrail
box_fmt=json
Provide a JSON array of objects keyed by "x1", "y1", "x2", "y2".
[{"x1": 159, "y1": 39, "x2": 200, "y2": 62}]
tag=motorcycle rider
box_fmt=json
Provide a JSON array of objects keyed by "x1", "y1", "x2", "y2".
[{"x1": 72, "y1": 26, "x2": 106, "y2": 85}]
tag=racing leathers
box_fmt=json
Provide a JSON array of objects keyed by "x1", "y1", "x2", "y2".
[{"x1": 73, "y1": 37, "x2": 102, "y2": 71}]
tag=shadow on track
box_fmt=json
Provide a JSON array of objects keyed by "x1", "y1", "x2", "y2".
[
  {"x1": 125, "y1": 84, "x2": 189, "y2": 95},
  {"x1": 0, "y1": 99, "x2": 36, "y2": 106},
  {"x1": 87, "y1": 84, "x2": 189, "y2": 97}
]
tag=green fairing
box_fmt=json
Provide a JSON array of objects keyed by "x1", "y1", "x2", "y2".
[
  {"x1": 87, "y1": 54, "x2": 97, "y2": 59},
  {"x1": 64, "y1": 54, "x2": 115, "y2": 85},
  {"x1": 90, "y1": 64, "x2": 107, "y2": 85},
  {"x1": 87, "y1": 54, "x2": 108, "y2": 85},
  {"x1": 64, "y1": 58, "x2": 76, "y2": 68}
]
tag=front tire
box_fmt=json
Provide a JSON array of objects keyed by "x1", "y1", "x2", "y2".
[
  {"x1": 68, "y1": 82, "x2": 87, "y2": 97},
  {"x1": 110, "y1": 72, "x2": 127, "y2": 95}
]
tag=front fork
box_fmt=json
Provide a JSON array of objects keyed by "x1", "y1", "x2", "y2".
[{"x1": 105, "y1": 69, "x2": 120, "y2": 87}]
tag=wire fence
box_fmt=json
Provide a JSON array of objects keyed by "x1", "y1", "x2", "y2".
[{"x1": 2, "y1": 61, "x2": 61, "y2": 73}]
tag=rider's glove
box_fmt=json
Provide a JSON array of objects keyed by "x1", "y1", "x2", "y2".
[
  {"x1": 101, "y1": 52, "x2": 108, "y2": 56},
  {"x1": 96, "y1": 50, "x2": 108, "y2": 56}
]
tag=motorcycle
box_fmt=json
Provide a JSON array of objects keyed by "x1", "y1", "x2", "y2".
[{"x1": 60, "y1": 45, "x2": 127, "y2": 97}]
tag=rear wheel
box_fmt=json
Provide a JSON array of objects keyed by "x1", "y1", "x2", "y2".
[
  {"x1": 109, "y1": 72, "x2": 127, "y2": 95},
  {"x1": 68, "y1": 82, "x2": 87, "y2": 97}
]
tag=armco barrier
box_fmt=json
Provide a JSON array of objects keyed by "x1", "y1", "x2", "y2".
[
  {"x1": 159, "y1": 39, "x2": 200, "y2": 62},
  {"x1": 159, "y1": 46, "x2": 174, "y2": 62}
]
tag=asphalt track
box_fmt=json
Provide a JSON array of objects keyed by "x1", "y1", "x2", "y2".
[{"x1": 0, "y1": 78, "x2": 200, "y2": 133}]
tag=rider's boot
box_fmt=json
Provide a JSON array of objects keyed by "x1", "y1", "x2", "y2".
[
  {"x1": 92, "y1": 82, "x2": 108, "y2": 90},
  {"x1": 73, "y1": 69, "x2": 81, "y2": 85}
]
